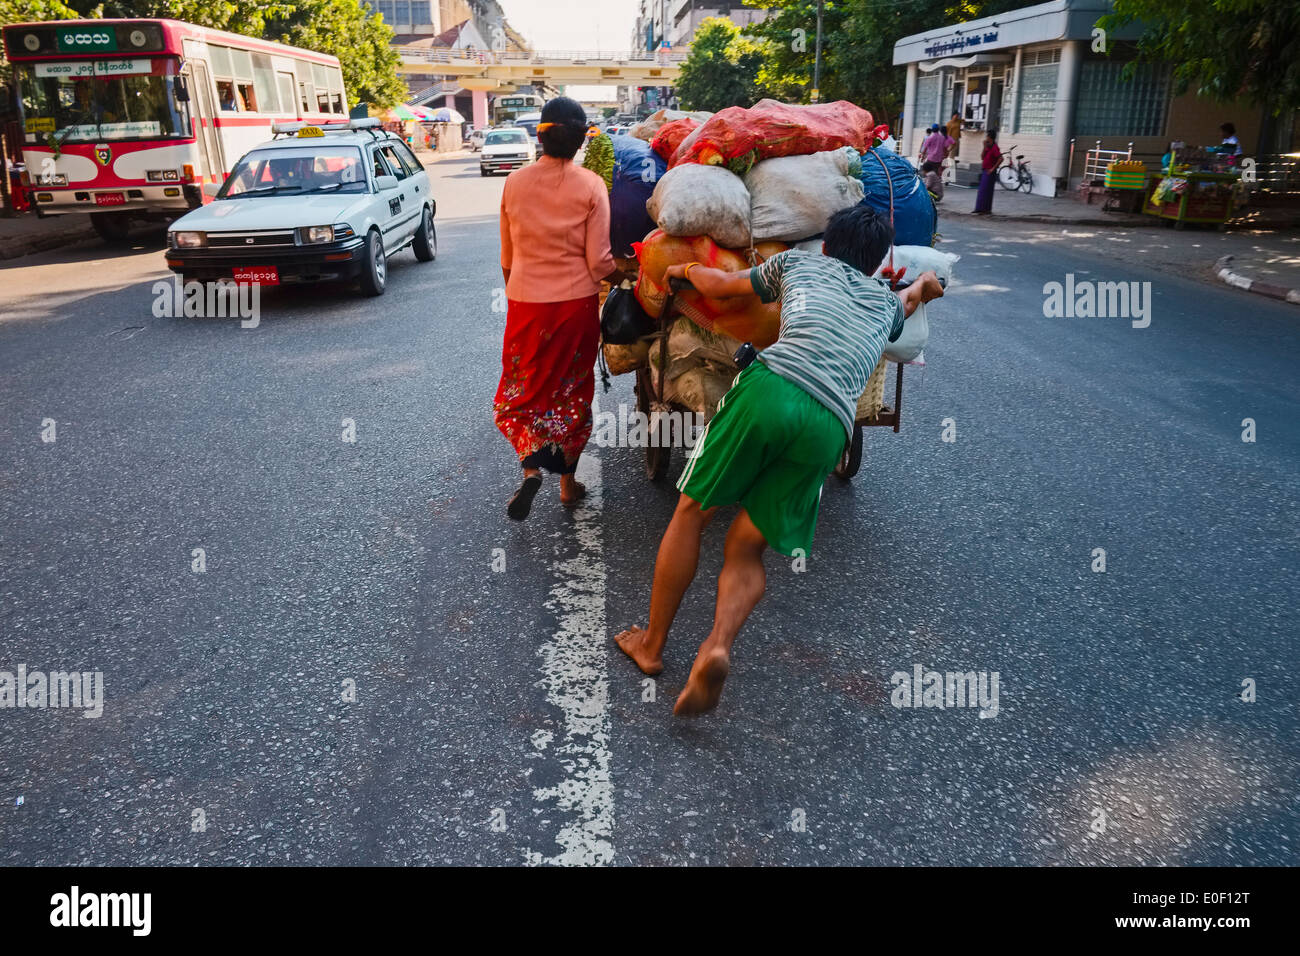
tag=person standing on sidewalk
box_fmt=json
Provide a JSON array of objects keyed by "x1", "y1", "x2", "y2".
[
  {"x1": 946, "y1": 112, "x2": 963, "y2": 160},
  {"x1": 974, "y1": 129, "x2": 1001, "y2": 214}
]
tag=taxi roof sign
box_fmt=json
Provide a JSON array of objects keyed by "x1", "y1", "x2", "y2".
[{"x1": 297, "y1": 126, "x2": 324, "y2": 137}]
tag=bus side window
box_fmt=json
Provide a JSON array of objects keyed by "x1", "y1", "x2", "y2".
[
  {"x1": 216, "y1": 79, "x2": 237, "y2": 111},
  {"x1": 236, "y1": 82, "x2": 256, "y2": 112}
]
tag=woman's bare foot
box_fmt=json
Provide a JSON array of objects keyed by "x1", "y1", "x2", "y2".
[
  {"x1": 673, "y1": 645, "x2": 730, "y2": 715},
  {"x1": 560, "y1": 478, "x2": 587, "y2": 507},
  {"x1": 613, "y1": 626, "x2": 663, "y2": 675}
]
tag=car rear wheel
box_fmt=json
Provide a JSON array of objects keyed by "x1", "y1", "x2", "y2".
[
  {"x1": 90, "y1": 211, "x2": 132, "y2": 243},
  {"x1": 413, "y1": 206, "x2": 437, "y2": 262},
  {"x1": 358, "y1": 228, "x2": 386, "y2": 296}
]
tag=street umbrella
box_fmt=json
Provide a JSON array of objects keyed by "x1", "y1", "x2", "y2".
[
  {"x1": 430, "y1": 107, "x2": 466, "y2": 124},
  {"x1": 384, "y1": 104, "x2": 425, "y2": 122}
]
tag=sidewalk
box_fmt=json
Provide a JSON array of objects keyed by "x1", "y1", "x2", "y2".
[
  {"x1": 939, "y1": 183, "x2": 1144, "y2": 227},
  {"x1": 940, "y1": 183, "x2": 1300, "y2": 305},
  {"x1": 0, "y1": 211, "x2": 97, "y2": 260}
]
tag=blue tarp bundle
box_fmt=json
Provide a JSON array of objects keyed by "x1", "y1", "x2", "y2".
[
  {"x1": 610, "y1": 136, "x2": 668, "y2": 257},
  {"x1": 858, "y1": 148, "x2": 937, "y2": 247}
]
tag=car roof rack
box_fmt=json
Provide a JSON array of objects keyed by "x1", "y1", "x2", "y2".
[{"x1": 271, "y1": 117, "x2": 388, "y2": 140}]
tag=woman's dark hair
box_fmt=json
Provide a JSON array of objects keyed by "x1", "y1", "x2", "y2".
[
  {"x1": 823, "y1": 205, "x2": 894, "y2": 276},
  {"x1": 1221, "y1": 122, "x2": 1236, "y2": 136},
  {"x1": 538, "y1": 96, "x2": 588, "y2": 159}
]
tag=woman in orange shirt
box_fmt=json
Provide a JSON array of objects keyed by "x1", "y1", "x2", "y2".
[{"x1": 495, "y1": 96, "x2": 626, "y2": 520}]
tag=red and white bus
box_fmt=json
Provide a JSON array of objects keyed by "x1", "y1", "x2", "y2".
[{"x1": 2, "y1": 18, "x2": 349, "y2": 240}]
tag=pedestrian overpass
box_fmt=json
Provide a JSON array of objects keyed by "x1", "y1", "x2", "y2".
[{"x1": 395, "y1": 46, "x2": 686, "y2": 93}]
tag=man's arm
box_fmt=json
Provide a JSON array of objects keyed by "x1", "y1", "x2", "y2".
[
  {"x1": 664, "y1": 261, "x2": 755, "y2": 299},
  {"x1": 895, "y1": 270, "x2": 944, "y2": 318}
]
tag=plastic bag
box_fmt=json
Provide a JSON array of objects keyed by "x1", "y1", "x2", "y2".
[
  {"x1": 630, "y1": 108, "x2": 713, "y2": 142},
  {"x1": 671, "y1": 99, "x2": 876, "y2": 171},
  {"x1": 858, "y1": 148, "x2": 937, "y2": 247},
  {"x1": 609, "y1": 135, "x2": 667, "y2": 256},
  {"x1": 601, "y1": 281, "x2": 655, "y2": 344},
  {"x1": 646, "y1": 163, "x2": 752, "y2": 249},
  {"x1": 651, "y1": 118, "x2": 700, "y2": 161},
  {"x1": 744, "y1": 148, "x2": 866, "y2": 242}
]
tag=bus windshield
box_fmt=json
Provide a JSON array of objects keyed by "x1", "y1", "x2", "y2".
[
  {"x1": 221, "y1": 146, "x2": 367, "y2": 198},
  {"x1": 19, "y1": 66, "x2": 191, "y2": 143}
]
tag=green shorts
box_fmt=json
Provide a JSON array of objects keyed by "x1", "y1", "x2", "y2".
[{"x1": 677, "y1": 359, "x2": 847, "y2": 556}]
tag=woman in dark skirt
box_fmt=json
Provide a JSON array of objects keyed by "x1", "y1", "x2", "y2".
[
  {"x1": 495, "y1": 96, "x2": 627, "y2": 520},
  {"x1": 974, "y1": 129, "x2": 1001, "y2": 214}
]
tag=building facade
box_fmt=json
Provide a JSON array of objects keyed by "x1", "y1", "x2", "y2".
[{"x1": 894, "y1": 0, "x2": 1284, "y2": 195}]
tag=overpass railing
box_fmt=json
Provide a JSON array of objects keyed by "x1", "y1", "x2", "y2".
[{"x1": 397, "y1": 46, "x2": 689, "y2": 66}]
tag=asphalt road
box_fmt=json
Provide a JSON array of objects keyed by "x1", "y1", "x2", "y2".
[{"x1": 1, "y1": 153, "x2": 1296, "y2": 866}]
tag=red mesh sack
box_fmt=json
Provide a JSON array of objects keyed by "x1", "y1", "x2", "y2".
[
  {"x1": 670, "y1": 99, "x2": 876, "y2": 172},
  {"x1": 650, "y1": 118, "x2": 701, "y2": 161},
  {"x1": 632, "y1": 229, "x2": 787, "y2": 348}
]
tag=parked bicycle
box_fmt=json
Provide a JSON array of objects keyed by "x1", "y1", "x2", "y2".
[{"x1": 998, "y1": 146, "x2": 1033, "y2": 192}]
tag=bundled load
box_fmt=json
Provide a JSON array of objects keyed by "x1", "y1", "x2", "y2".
[
  {"x1": 629, "y1": 108, "x2": 713, "y2": 142},
  {"x1": 671, "y1": 99, "x2": 878, "y2": 174},
  {"x1": 651, "y1": 118, "x2": 701, "y2": 161},
  {"x1": 633, "y1": 229, "x2": 786, "y2": 348},
  {"x1": 600, "y1": 98, "x2": 949, "y2": 428},
  {"x1": 608, "y1": 135, "x2": 668, "y2": 257},
  {"x1": 645, "y1": 164, "x2": 753, "y2": 249},
  {"x1": 745, "y1": 147, "x2": 865, "y2": 242},
  {"x1": 858, "y1": 148, "x2": 937, "y2": 247}
]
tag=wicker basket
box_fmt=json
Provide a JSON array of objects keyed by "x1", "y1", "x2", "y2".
[{"x1": 855, "y1": 356, "x2": 890, "y2": 423}]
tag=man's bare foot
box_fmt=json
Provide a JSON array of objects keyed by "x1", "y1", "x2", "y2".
[
  {"x1": 673, "y1": 646, "x2": 730, "y2": 716},
  {"x1": 613, "y1": 625, "x2": 663, "y2": 675}
]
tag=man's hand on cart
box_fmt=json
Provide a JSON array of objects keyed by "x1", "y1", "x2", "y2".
[{"x1": 664, "y1": 261, "x2": 754, "y2": 300}]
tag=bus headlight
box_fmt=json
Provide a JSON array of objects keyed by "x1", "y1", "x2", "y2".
[
  {"x1": 171, "y1": 231, "x2": 206, "y2": 248},
  {"x1": 147, "y1": 169, "x2": 181, "y2": 182},
  {"x1": 299, "y1": 225, "x2": 334, "y2": 244}
]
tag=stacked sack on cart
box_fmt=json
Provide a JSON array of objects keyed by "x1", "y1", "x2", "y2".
[{"x1": 596, "y1": 99, "x2": 946, "y2": 423}]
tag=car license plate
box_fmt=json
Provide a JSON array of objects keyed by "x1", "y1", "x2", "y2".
[
  {"x1": 94, "y1": 192, "x2": 125, "y2": 206},
  {"x1": 232, "y1": 266, "x2": 279, "y2": 286}
]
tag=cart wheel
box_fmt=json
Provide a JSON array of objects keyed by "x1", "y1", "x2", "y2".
[
  {"x1": 833, "y1": 425, "x2": 863, "y2": 480},
  {"x1": 635, "y1": 368, "x2": 671, "y2": 481}
]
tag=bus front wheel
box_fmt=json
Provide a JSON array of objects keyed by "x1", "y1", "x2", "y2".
[{"x1": 90, "y1": 211, "x2": 132, "y2": 243}]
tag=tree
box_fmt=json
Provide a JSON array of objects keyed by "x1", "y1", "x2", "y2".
[
  {"x1": 675, "y1": 16, "x2": 770, "y2": 113},
  {"x1": 1099, "y1": 0, "x2": 1300, "y2": 112},
  {"x1": 267, "y1": 2, "x2": 406, "y2": 109},
  {"x1": 740, "y1": 1, "x2": 1024, "y2": 129}
]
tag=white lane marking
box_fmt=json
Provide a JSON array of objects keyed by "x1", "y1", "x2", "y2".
[{"x1": 524, "y1": 454, "x2": 613, "y2": 866}]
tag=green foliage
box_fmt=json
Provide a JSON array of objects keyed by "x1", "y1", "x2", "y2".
[
  {"x1": 740, "y1": 0, "x2": 1024, "y2": 127},
  {"x1": 268, "y1": 2, "x2": 406, "y2": 110},
  {"x1": 675, "y1": 16, "x2": 770, "y2": 113},
  {"x1": 582, "y1": 131, "x2": 613, "y2": 190},
  {"x1": 1099, "y1": 0, "x2": 1300, "y2": 110}
]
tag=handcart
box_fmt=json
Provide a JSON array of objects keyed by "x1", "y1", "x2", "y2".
[{"x1": 632, "y1": 276, "x2": 909, "y2": 482}]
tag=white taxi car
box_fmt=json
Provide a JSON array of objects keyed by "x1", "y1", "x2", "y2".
[
  {"x1": 165, "y1": 119, "x2": 435, "y2": 296},
  {"x1": 479, "y1": 127, "x2": 535, "y2": 176}
]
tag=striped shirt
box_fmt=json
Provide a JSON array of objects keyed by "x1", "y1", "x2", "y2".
[{"x1": 750, "y1": 250, "x2": 905, "y2": 438}]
